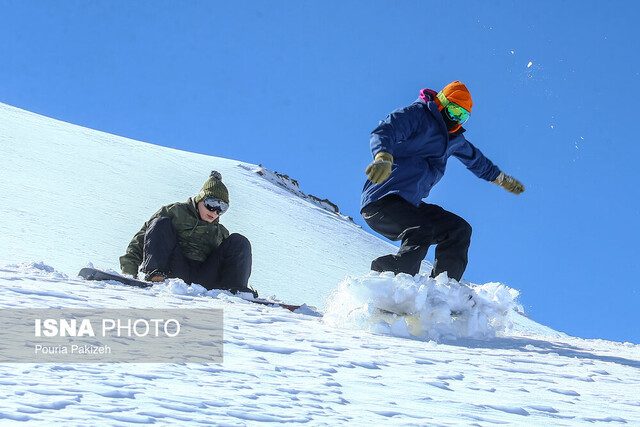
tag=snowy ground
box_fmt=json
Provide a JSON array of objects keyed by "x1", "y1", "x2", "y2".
[
  {"x1": 1, "y1": 103, "x2": 639, "y2": 424},
  {"x1": 1, "y1": 262, "x2": 639, "y2": 425}
]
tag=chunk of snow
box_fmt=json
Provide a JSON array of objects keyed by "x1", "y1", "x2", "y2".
[{"x1": 323, "y1": 272, "x2": 519, "y2": 341}]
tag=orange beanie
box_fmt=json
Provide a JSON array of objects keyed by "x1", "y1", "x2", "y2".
[{"x1": 437, "y1": 81, "x2": 473, "y2": 112}]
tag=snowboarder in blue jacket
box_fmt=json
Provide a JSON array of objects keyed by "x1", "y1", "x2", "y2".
[{"x1": 361, "y1": 81, "x2": 524, "y2": 281}]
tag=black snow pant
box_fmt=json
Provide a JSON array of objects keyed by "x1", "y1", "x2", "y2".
[
  {"x1": 361, "y1": 194, "x2": 472, "y2": 281},
  {"x1": 140, "y1": 217, "x2": 252, "y2": 292}
]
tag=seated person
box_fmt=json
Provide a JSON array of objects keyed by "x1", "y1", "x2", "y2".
[{"x1": 120, "y1": 171, "x2": 256, "y2": 297}]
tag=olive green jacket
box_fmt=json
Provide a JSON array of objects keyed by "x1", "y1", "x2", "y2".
[{"x1": 120, "y1": 198, "x2": 229, "y2": 276}]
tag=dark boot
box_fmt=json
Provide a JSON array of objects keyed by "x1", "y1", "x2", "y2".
[{"x1": 371, "y1": 254, "x2": 402, "y2": 274}]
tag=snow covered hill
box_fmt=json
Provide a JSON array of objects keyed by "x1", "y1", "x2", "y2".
[
  {"x1": 0, "y1": 102, "x2": 392, "y2": 308},
  {"x1": 1, "y1": 102, "x2": 639, "y2": 424}
]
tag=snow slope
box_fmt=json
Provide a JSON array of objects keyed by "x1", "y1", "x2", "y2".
[
  {"x1": 1, "y1": 103, "x2": 639, "y2": 424},
  {"x1": 0, "y1": 102, "x2": 394, "y2": 309}
]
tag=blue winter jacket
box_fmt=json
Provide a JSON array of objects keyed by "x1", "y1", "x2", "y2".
[{"x1": 360, "y1": 91, "x2": 501, "y2": 210}]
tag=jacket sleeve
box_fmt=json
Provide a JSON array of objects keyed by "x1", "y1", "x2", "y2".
[
  {"x1": 370, "y1": 104, "x2": 425, "y2": 157},
  {"x1": 119, "y1": 205, "x2": 172, "y2": 276},
  {"x1": 451, "y1": 135, "x2": 501, "y2": 182}
]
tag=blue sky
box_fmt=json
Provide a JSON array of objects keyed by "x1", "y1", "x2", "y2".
[{"x1": 1, "y1": 1, "x2": 639, "y2": 343}]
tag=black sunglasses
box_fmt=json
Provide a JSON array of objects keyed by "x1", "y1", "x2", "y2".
[{"x1": 203, "y1": 197, "x2": 229, "y2": 215}]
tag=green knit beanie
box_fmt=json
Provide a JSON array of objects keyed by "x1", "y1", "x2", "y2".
[{"x1": 195, "y1": 171, "x2": 229, "y2": 204}]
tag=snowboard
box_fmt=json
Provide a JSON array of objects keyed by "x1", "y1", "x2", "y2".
[
  {"x1": 78, "y1": 267, "x2": 152, "y2": 288},
  {"x1": 367, "y1": 295, "x2": 476, "y2": 335},
  {"x1": 369, "y1": 306, "x2": 472, "y2": 336},
  {"x1": 77, "y1": 267, "x2": 318, "y2": 315}
]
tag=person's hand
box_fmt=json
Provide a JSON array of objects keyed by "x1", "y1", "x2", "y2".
[
  {"x1": 492, "y1": 171, "x2": 525, "y2": 194},
  {"x1": 121, "y1": 262, "x2": 139, "y2": 278},
  {"x1": 365, "y1": 152, "x2": 394, "y2": 184}
]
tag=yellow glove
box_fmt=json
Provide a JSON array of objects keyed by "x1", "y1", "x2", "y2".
[
  {"x1": 492, "y1": 171, "x2": 525, "y2": 195},
  {"x1": 365, "y1": 152, "x2": 394, "y2": 184}
]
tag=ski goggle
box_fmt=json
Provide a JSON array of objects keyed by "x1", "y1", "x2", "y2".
[
  {"x1": 444, "y1": 103, "x2": 471, "y2": 125},
  {"x1": 203, "y1": 197, "x2": 229, "y2": 215},
  {"x1": 437, "y1": 91, "x2": 471, "y2": 125}
]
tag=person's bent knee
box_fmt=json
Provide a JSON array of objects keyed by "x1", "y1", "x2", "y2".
[
  {"x1": 462, "y1": 220, "x2": 472, "y2": 238},
  {"x1": 147, "y1": 217, "x2": 174, "y2": 232},
  {"x1": 225, "y1": 233, "x2": 252, "y2": 251},
  {"x1": 455, "y1": 219, "x2": 472, "y2": 242}
]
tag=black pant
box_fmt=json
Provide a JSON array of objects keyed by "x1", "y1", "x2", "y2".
[
  {"x1": 140, "y1": 217, "x2": 252, "y2": 291},
  {"x1": 361, "y1": 195, "x2": 472, "y2": 281}
]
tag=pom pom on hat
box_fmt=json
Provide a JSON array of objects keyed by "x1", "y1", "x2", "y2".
[{"x1": 195, "y1": 170, "x2": 229, "y2": 204}]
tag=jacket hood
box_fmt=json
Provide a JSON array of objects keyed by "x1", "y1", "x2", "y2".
[
  {"x1": 187, "y1": 197, "x2": 198, "y2": 213},
  {"x1": 419, "y1": 88, "x2": 438, "y2": 104}
]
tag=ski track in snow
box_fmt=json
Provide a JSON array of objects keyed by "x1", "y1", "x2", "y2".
[{"x1": 1, "y1": 263, "x2": 639, "y2": 425}]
